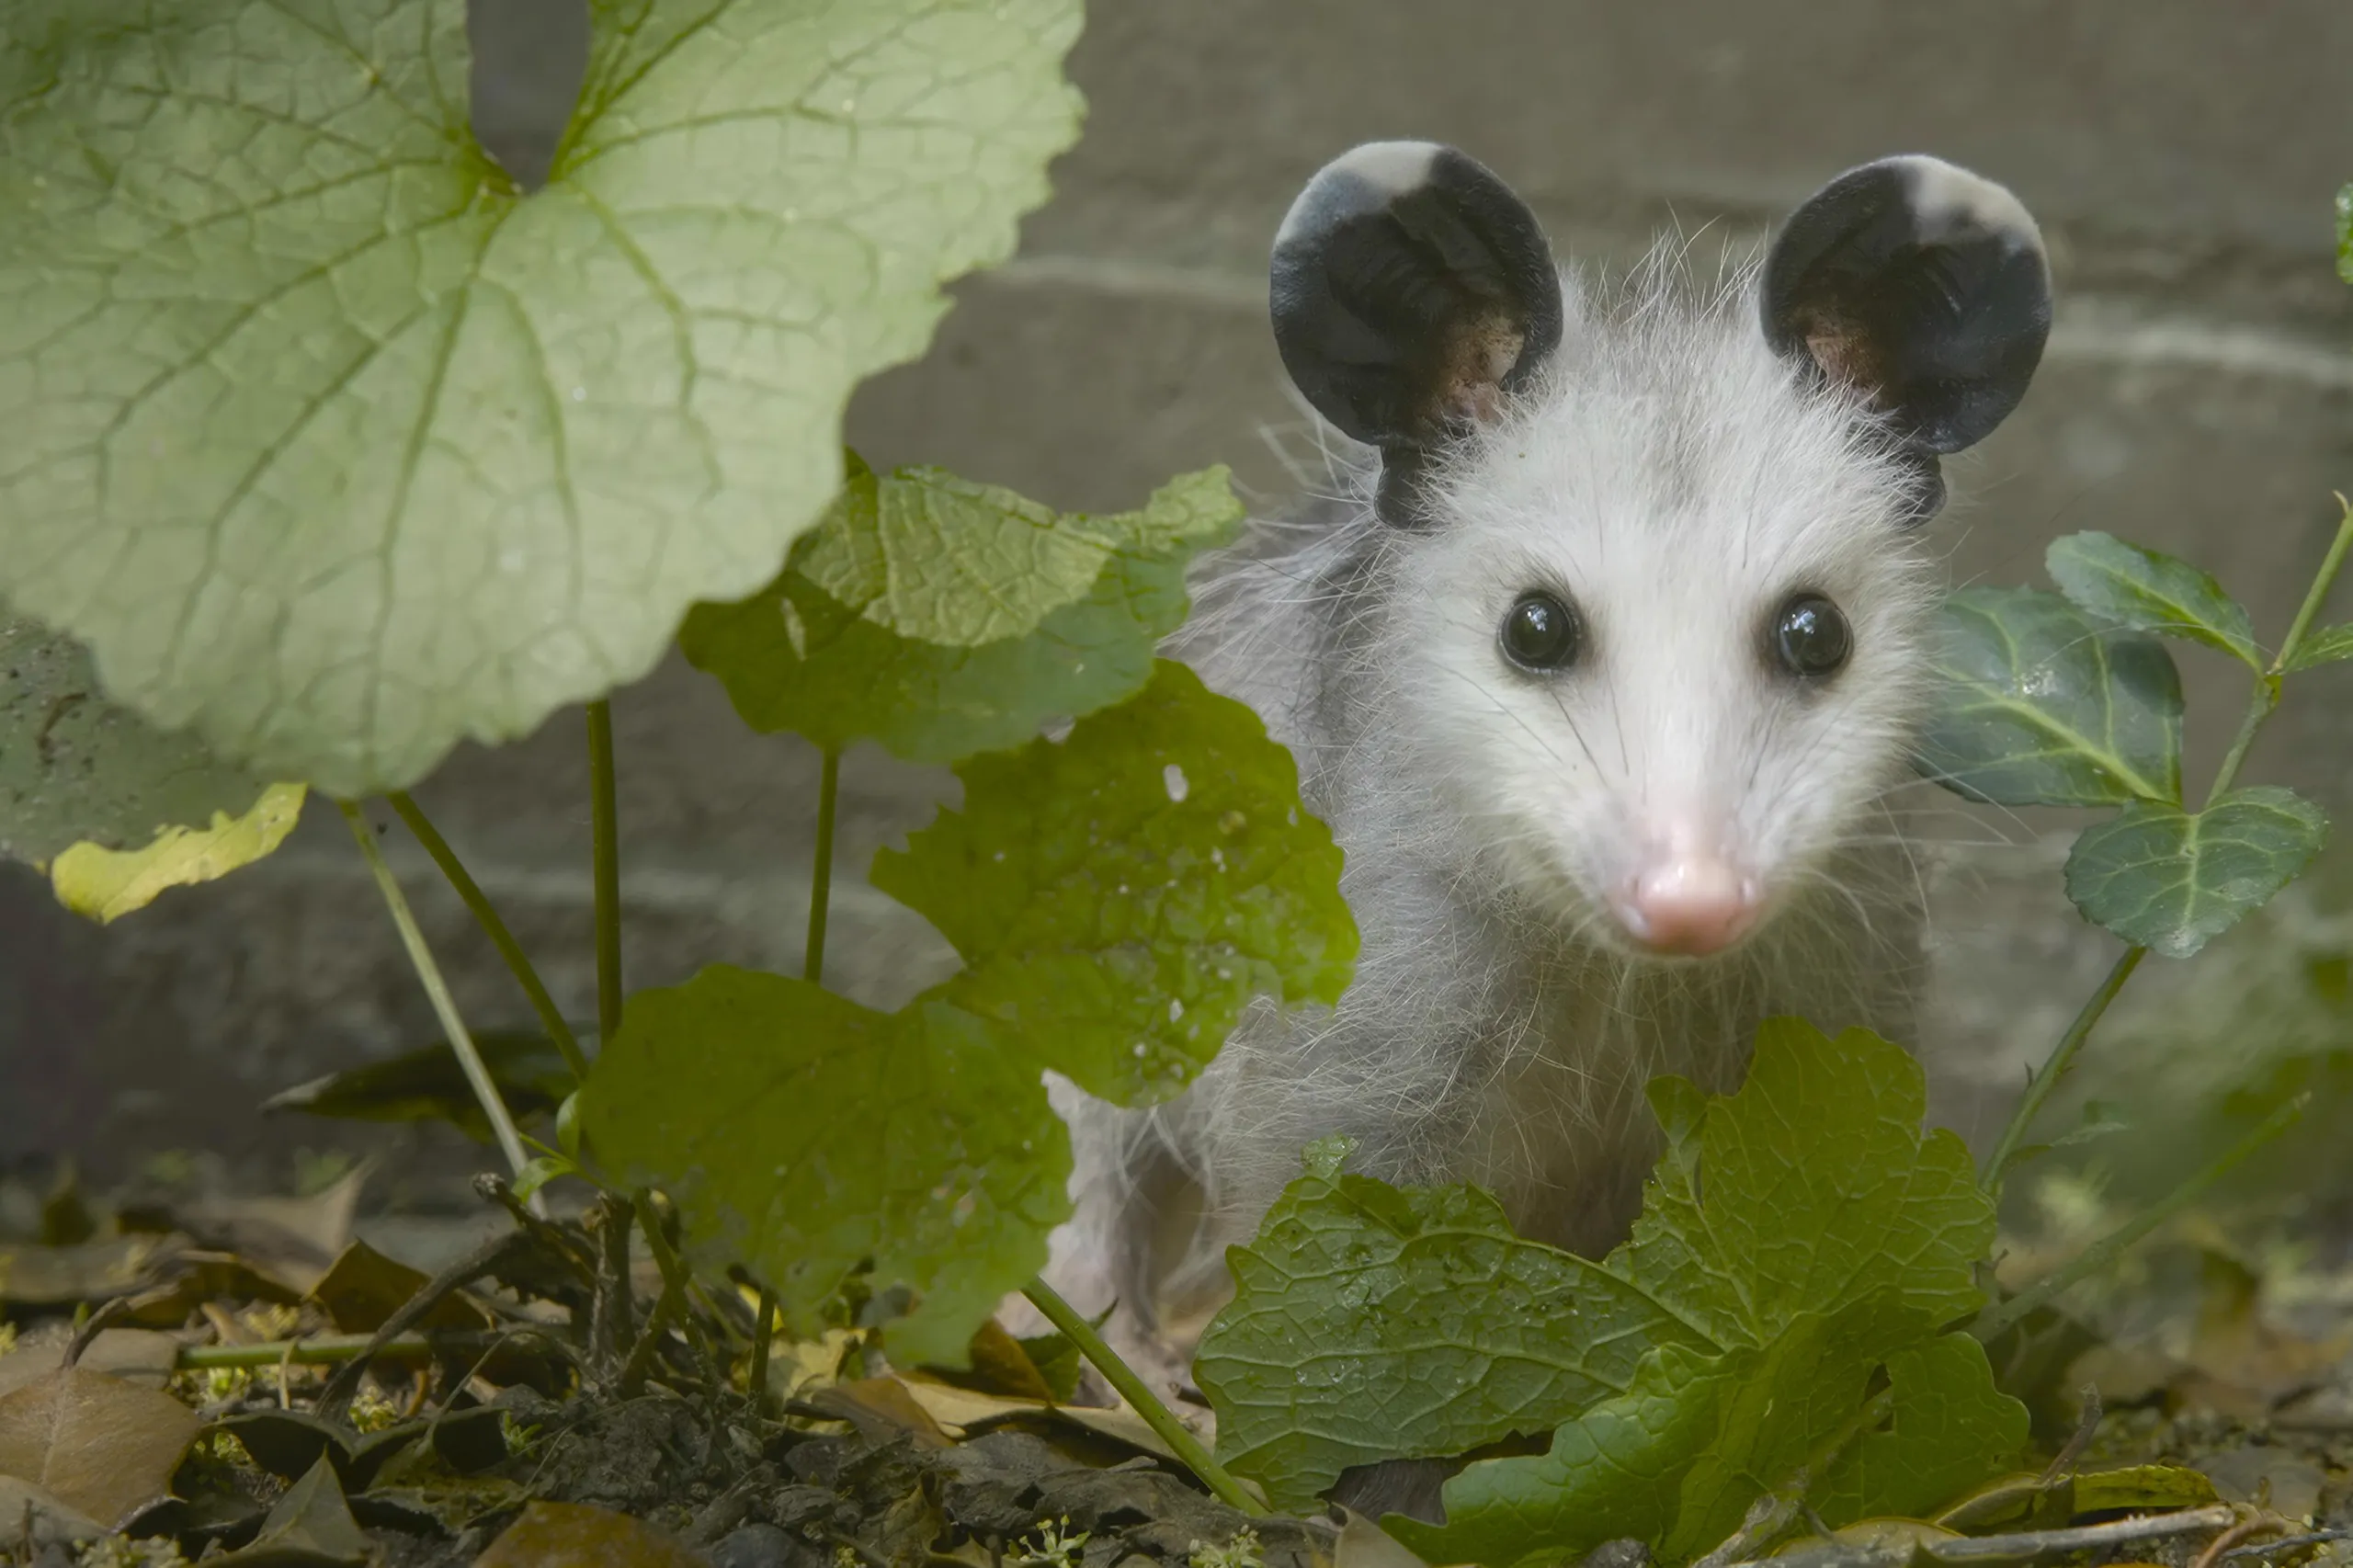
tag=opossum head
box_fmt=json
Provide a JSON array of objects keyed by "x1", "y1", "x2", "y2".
[{"x1": 1270, "y1": 143, "x2": 2050, "y2": 959}]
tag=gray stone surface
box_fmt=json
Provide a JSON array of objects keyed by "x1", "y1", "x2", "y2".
[{"x1": 4, "y1": 0, "x2": 2349, "y2": 1188}]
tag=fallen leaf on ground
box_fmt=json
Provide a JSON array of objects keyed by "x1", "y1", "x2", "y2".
[
  {"x1": 0, "y1": 1234, "x2": 174, "y2": 1307},
  {"x1": 476, "y1": 1500, "x2": 706, "y2": 1568},
  {"x1": 0, "y1": 1473, "x2": 105, "y2": 1549},
  {"x1": 310, "y1": 1237, "x2": 492, "y2": 1334},
  {"x1": 0, "y1": 1365, "x2": 202, "y2": 1528},
  {"x1": 214, "y1": 1453, "x2": 369, "y2": 1566},
  {"x1": 0, "y1": 1326, "x2": 181, "y2": 1399}
]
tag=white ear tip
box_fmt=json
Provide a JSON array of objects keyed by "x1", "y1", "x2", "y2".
[
  {"x1": 1885, "y1": 155, "x2": 2044, "y2": 256},
  {"x1": 1274, "y1": 142, "x2": 1446, "y2": 249}
]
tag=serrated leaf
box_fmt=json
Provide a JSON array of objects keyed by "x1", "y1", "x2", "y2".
[
  {"x1": 1616, "y1": 1021, "x2": 1992, "y2": 1348},
  {"x1": 47, "y1": 781, "x2": 305, "y2": 923},
  {"x1": 578, "y1": 970, "x2": 1069, "y2": 1368},
  {"x1": 2063, "y1": 787, "x2": 2327, "y2": 959},
  {"x1": 1200, "y1": 1022, "x2": 1995, "y2": 1530},
  {"x1": 680, "y1": 464, "x2": 1244, "y2": 763},
  {"x1": 1389, "y1": 1342, "x2": 1728, "y2": 1568},
  {"x1": 1814, "y1": 1334, "x2": 2028, "y2": 1527},
  {"x1": 1915, "y1": 588, "x2": 2183, "y2": 807},
  {"x1": 1193, "y1": 1175, "x2": 1711, "y2": 1512},
  {"x1": 871, "y1": 660, "x2": 1357, "y2": 1106},
  {"x1": 2045, "y1": 532, "x2": 2260, "y2": 669},
  {"x1": 2285, "y1": 622, "x2": 2353, "y2": 672},
  {"x1": 0, "y1": 0, "x2": 1084, "y2": 793},
  {"x1": 0, "y1": 617, "x2": 272, "y2": 866}
]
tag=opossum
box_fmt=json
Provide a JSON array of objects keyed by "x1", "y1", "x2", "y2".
[{"x1": 1042, "y1": 142, "x2": 2052, "y2": 1385}]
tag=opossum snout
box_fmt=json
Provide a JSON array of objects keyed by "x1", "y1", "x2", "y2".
[{"x1": 1612, "y1": 816, "x2": 1762, "y2": 958}]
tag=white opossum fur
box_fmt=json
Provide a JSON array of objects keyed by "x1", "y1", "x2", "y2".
[{"x1": 1035, "y1": 145, "x2": 2050, "y2": 1376}]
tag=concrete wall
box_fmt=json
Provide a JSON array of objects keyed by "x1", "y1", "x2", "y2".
[{"x1": 6, "y1": 2, "x2": 2349, "y2": 1192}]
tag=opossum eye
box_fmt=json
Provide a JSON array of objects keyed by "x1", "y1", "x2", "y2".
[
  {"x1": 1500, "y1": 591, "x2": 1583, "y2": 672},
  {"x1": 1771, "y1": 594, "x2": 1851, "y2": 679}
]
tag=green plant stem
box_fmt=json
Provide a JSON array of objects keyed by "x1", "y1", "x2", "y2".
[
  {"x1": 177, "y1": 1335, "x2": 435, "y2": 1369},
  {"x1": 805, "y1": 747, "x2": 840, "y2": 984},
  {"x1": 387, "y1": 791, "x2": 589, "y2": 1085},
  {"x1": 587, "y1": 699, "x2": 623, "y2": 1040},
  {"x1": 748, "y1": 1288, "x2": 778, "y2": 1404},
  {"x1": 1973, "y1": 1092, "x2": 2308, "y2": 1344},
  {"x1": 341, "y1": 800, "x2": 532, "y2": 1182},
  {"x1": 1984, "y1": 501, "x2": 2353, "y2": 1188},
  {"x1": 1982, "y1": 948, "x2": 2145, "y2": 1187},
  {"x1": 1020, "y1": 1275, "x2": 1264, "y2": 1517}
]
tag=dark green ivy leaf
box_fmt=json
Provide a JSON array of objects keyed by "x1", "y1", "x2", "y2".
[
  {"x1": 1915, "y1": 587, "x2": 2182, "y2": 808},
  {"x1": 2064, "y1": 786, "x2": 2328, "y2": 959},
  {"x1": 2045, "y1": 532, "x2": 2260, "y2": 669}
]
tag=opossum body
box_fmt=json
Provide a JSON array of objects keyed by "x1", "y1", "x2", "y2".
[{"x1": 1045, "y1": 144, "x2": 2052, "y2": 1359}]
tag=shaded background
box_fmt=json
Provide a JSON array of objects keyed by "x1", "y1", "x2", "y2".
[{"x1": 5, "y1": 2, "x2": 2350, "y2": 1216}]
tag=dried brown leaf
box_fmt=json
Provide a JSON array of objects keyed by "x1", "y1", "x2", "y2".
[{"x1": 0, "y1": 1365, "x2": 201, "y2": 1528}]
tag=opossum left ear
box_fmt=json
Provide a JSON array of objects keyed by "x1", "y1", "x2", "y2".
[
  {"x1": 1269, "y1": 141, "x2": 1563, "y2": 458},
  {"x1": 1763, "y1": 155, "x2": 2051, "y2": 462}
]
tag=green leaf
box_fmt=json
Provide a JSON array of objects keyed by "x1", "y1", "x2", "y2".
[
  {"x1": 1915, "y1": 588, "x2": 2183, "y2": 807},
  {"x1": 1193, "y1": 1174, "x2": 1711, "y2": 1513},
  {"x1": 0, "y1": 0, "x2": 1084, "y2": 793},
  {"x1": 0, "y1": 617, "x2": 272, "y2": 865},
  {"x1": 2063, "y1": 786, "x2": 2328, "y2": 959},
  {"x1": 262, "y1": 1031, "x2": 577, "y2": 1144},
  {"x1": 1389, "y1": 1342, "x2": 1729, "y2": 1568},
  {"x1": 1615, "y1": 1021, "x2": 1992, "y2": 1349},
  {"x1": 1814, "y1": 1334, "x2": 2028, "y2": 1527},
  {"x1": 1199, "y1": 1022, "x2": 1995, "y2": 1536},
  {"x1": 871, "y1": 660, "x2": 1358, "y2": 1106},
  {"x1": 2337, "y1": 184, "x2": 2352, "y2": 286},
  {"x1": 47, "y1": 780, "x2": 306, "y2": 923},
  {"x1": 2045, "y1": 532, "x2": 2260, "y2": 669},
  {"x1": 2285, "y1": 622, "x2": 2353, "y2": 672},
  {"x1": 680, "y1": 463, "x2": 1244, "y2": 763},
  {"x1": 578, "y1": 970, "x2": 1069, "y2": 1368}
]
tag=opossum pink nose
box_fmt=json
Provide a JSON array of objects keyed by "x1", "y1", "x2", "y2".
[{"x1": 1619, "y1": 857, "x2": 1761, "y2": 957}]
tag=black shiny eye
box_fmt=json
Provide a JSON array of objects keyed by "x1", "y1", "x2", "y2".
[
  {"x1": 1771, "y1": 593, "x2": 1851, "y2": 678},
  {"x1": 1500, "y1": 591, "x2": 1582, "y2": 672}
]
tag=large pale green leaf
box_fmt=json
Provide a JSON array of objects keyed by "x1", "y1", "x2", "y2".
[
  {"x1": 0, "y1": 0, "x2": 1083, "y2": 793},
  {"x1": 578, "y1": 970, "x2": 1068, "y2": 1368},
  {"x1": 871, "y1": 660, "x2": 1357, "y2": 1106},
  {"x1": 679, "y1": 462, "x2": 1244, "y2": 762},
  {"x1": 1915, "y1": 588, "x2": 2183, "y2": 807},
  {"x1": 0, "y1": 617, "x2": 271, "y2": 864},
  {"x1": 2064, "y1": 787, "x2": 2328, "y2": 959},
  {"x1": 1192, "y1": 1167, "x2": 1710, "y2": 1513},
  {"x1": 2045, "y1": 532, "x2": 2259, "y2": 669}
]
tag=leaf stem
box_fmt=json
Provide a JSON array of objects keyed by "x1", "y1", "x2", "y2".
[
  {"x1": 340, "y1": 801, "x2": 531, "y2": 1182},
  {"x1": 1984, "y1": 500, "x2": 2353, "y2": 1187},
  {"x1": 387, "y1": 791, "x2": 589, "y2": 1085},
  {"x1": 587, "y1": 699, "x2": 624, "y2": 1040},
  {"x1": 1982, "y1": 947, "x2": 2144, "y2": 1188},
  {"x1": 806, "y1": 748, "x2": 840, "y2": 984},
  {"x1": 1020, "y1": 1275, "x2": 1264, "y2": 1516},
  {"x1": 176, "y1": 1335, "x2": 435, "y2": 1369},
  {"x1": 1972, "y1": 1093, "x2": 2308, "y2": 1343}
]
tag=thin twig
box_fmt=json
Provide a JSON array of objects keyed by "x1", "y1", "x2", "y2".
[
  {"x1": 2193, "y1": 1516, "x2": 2281, "y2": 1568},
  {"x1": 748, "y1": 1288, "x2": 778, "y2": 1408},
  {"x1": 388, "y1": 791, "x2": 589, "y2": 1083},
  {"x1": 806, "y1": 747, "x2": 840, "y2": 985},
  {"x1": 586, "y1": 699, "x2": 624, "y2": 1040},
  {"x1": 633, "y1": 1190, "x2": 725, "y2": 1390},
  {"x1": 1974, "y1": 1094, "x2": 2308, "y2": 1343},
  {"x1": 2223, "y1": 1528, "x2": 2353, "y2": 1562},
  {"x1": 341, "y1": 800, "x2": 534, "y2": 1185},
  {"x1": 1732, "y1": 1505, "x2": 2239, "y2": 1568},
  {"x1": 315, "y1": 1227, "x2": 530, "y2": 1420},
  {"x1": 1020, "y1": 1275, "x2": 1264, "y2": 1517},
  {"x1": 2035, "y1": 1384, "x2": 2101, "y2": 1484}
]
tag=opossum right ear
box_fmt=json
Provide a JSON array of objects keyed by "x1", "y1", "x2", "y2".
[{"x1": 1269, "y1": 142, "x2": 1563, "y2": 469}]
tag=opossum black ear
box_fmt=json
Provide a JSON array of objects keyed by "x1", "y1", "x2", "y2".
[
  {"x1": 1763, "y1": 155, "x2": 2051, "y2": 460},
  {"x1": 1270, "y1": 142, "x2": 1563, "y2": 459}
]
